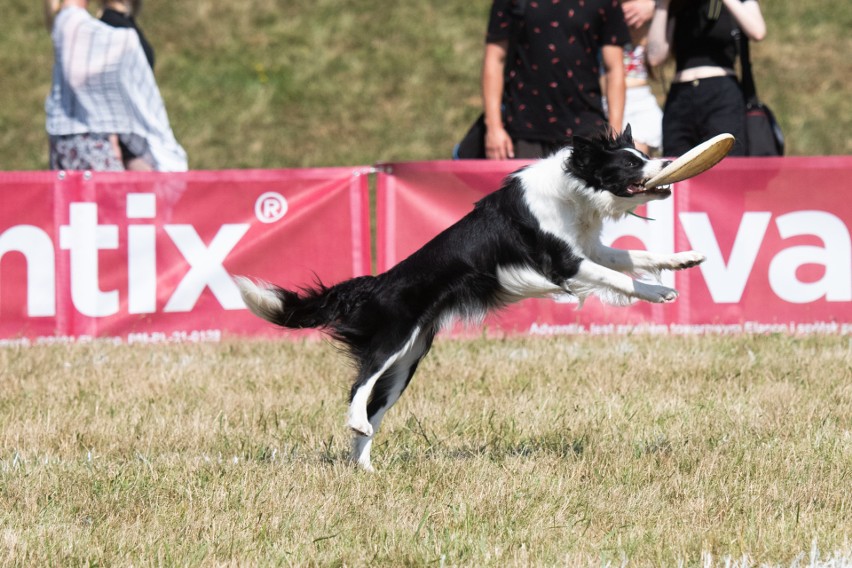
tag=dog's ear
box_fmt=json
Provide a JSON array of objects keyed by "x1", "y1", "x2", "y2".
[
  {"x1": 622, "y1": 124, "x2": 634, "y2": 145},
  {"x1": 569, "y1": 135, "x2": 594, "y2": 170},
  {"x1": 571, "y1": 134, "x2": 592, "y2": 151},
  {"x1": 568, "y1": 134, "x2": 605, "y2": 179}
]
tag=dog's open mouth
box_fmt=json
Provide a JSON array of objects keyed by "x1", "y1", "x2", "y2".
[{"x1": 627, "y1": 180, "x2": 672, "y2": 196}]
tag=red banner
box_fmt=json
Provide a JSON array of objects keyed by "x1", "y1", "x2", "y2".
[
  {"x1": 2, "y1": 159, "x2": 849, "y2": 343},
  {"x1": 377, "y1": 158, "x2": 852, "y2": 336},
  {"x1": 0, "y1": 169, "x2": 371, "y2": 344}
]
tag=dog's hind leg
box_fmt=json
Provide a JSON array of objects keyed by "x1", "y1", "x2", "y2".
[
  {"x1": 347, "y1": 326, "x2": 423, "y2": 438},
  {"x1": 350, "y1": 328, "x2": 435, "y2": 471}
]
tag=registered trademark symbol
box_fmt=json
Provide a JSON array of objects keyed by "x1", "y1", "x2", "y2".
[{"x1": 254, "y1": 192, "x2": 288, "y2": 223}]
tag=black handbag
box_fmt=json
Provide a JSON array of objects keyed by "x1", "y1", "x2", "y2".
[
  {"x1": 738, "y1": 31, "x2": 785, "y2": 156},
  {"x1": 453, "y1": 113, "x2": 487, "y2": 159},
  {"x1": 745, "y1": 100, "x2": 785, "y2": 157}
]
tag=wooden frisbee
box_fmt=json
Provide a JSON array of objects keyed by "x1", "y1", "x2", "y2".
[{"x1": 644, "y1": 133, "x2": 735, "y2": 189}]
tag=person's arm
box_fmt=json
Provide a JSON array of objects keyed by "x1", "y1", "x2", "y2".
[
  {"x1": 646, "y1": 0, "x2": 673, "y2": 67},
  {"x1": 723, "y1": 0, "x2": 766, "y2": 41},
  {"x1": 45, "y1": 0, "x2": 89, "y2": 31},
  {"x1": 601, "y1": 45, "x2": 626, "y2": 133},
  {"x1": 482, "y1": 40, "x2": 514, "y2": 159},
  {"x1": 43, "y1": 0, "x2": 61, "y2": 30}
]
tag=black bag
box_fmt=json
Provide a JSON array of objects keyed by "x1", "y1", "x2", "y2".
[
  {"x1": 745, "y1": 100, "x2": 785, "y2": 156},
  {"x1": 453, "y1": 113, "x2": 486, "y2": 159},
  {"x1": 738, "y1": 32, "x2": 785, "y2": 156}
]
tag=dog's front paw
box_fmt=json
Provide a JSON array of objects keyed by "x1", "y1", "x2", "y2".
[
  {"x1": 636, "y1": 282, "x2": 679, "y2": 303},
  {"x1": 669, "y1": 251, "x2": 705, "y2": 270}
]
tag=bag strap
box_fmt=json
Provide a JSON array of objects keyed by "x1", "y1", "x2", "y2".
[{"x1": 734, "y1": 29, "x2": 759, "y2": 105}]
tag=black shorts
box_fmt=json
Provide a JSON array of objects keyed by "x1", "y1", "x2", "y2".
[{"x1": 662, "y1": 75, "x2": 747, "y2": 157}]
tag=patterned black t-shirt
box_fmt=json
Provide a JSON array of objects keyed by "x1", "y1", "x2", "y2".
[{"x1": 487, "y1": 0, "x2": 630, "y2": 143}]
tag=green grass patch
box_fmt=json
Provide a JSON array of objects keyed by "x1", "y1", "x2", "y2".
[{"x1": 3, "y1": 0, "x2": 850, "y2": 171}]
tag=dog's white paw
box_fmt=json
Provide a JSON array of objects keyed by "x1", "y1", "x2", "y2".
[
  {"x1": 669, "y1": 251, "x2": 705, "y2": 270},
  {"x1": 636, "y1": 282, "x2": 679, "y2": 303},
  {"x1": 347, "y1": 415, "x2": 374, "y2": 437}
]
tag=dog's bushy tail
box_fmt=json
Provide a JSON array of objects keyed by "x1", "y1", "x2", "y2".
[{"x1": 234, "y1": 276, "x2": 340, "y2": 330}]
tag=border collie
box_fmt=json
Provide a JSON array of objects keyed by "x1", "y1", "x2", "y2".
[{"x1": 235, "y1": 126, "x2": 705, "y2": 471}]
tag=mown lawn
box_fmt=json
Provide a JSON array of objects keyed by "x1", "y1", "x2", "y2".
[{"x1": 1, "y1": 334, "x2": 850, "y2": 565}]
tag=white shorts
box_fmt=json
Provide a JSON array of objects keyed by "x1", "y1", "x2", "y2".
[{"x1": 604, "y1": 85, "x2": 663, "y2": 151}]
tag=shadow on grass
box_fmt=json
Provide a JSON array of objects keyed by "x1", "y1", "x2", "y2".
[{"x1": 383, "y1": 431, "x2": 589, "y2": 467}]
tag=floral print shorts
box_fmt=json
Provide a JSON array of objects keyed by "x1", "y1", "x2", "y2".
[{"x1": 49, "y1": 133, "x2": 125, "y2": 171}]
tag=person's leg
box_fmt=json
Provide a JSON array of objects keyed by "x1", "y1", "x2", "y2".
[
  {"x1": 662, "y1": 83, "x2": 700, "y2": 157},
  {"x1": 696, "y1": 76, "x2": 748, "y2": 156},
  {"x1": 625, "y1": 85, "x2": 663, "y2": 155}
]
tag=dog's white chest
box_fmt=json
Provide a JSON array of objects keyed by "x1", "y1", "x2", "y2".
[{"x1": 496, "y1": 265, "x2": 563, "y2": 300}]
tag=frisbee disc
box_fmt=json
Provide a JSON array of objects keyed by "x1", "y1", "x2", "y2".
[{"x1": 644, "y1": 133, "x2": 735, "y2": 188}]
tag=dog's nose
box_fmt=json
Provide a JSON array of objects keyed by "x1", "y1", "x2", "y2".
[{"x1": 661, "y1": 160, "x2": 673, "y2": 168}]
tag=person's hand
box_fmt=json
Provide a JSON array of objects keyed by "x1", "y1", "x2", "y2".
[
  {"x1": 622, "y1": 0, "x2": 656, "y2": 28},
  {"x1": 485, "y1": 125, "x2": 515, "y2": 160}
]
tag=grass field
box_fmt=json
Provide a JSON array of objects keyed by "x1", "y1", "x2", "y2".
[
  {"x1": 1, "y1": 334, "x2": 850, "y2": 565},
  {"x1": 2, "y1": 0, "x2": 851, "y2": 170},
  {"x1": 2, "y1": 1, "x2": 851, "y2": 565}
]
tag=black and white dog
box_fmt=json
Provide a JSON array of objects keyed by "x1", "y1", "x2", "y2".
[{"x1": 235, "y1": 126, "x2": 705, "y2": 471}]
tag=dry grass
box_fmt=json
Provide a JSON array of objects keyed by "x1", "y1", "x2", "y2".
[{"x1": 1, "y1": 334, "x2": 850, "y2": 565}]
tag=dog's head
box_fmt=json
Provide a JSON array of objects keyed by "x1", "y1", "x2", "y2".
[{"x1": 566, "y1": 125, "x2": 672, "y2": 206}]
